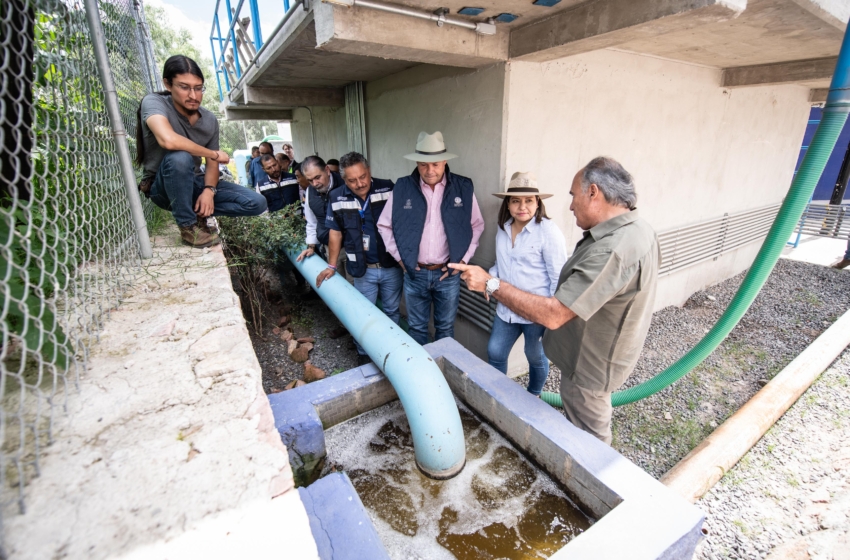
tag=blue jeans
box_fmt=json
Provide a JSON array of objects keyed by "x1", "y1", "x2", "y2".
[
  {"x1": 148, "y1": 151, "x2": 267, "y2": 227},
  {"x1": 404, "y1": 268, "x2": 460, "y2": 345},
  {"x1": 488, "y1": 316, "x2": 550, "y2": 396},
  {"x1": 353, "y1": 267, "x2": 404, "y2": 355}
]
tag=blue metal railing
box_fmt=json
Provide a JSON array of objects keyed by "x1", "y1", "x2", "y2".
[{"x1": 209, "y1": 0, "x2": 294, "y2": 101}]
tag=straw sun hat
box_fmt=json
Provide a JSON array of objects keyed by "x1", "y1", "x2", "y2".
[
  {"x1": 492, "y1": 172, "x2": 553, "y2": 199},
  {"x1": 404, "y1": 131, "x2": 458, "y2": 163}
]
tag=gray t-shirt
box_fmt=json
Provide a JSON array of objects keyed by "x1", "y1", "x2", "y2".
[{"x1": 140, "y1": 93, "x2": 219, "y2": 180}]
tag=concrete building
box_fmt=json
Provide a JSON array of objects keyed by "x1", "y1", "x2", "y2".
[{"x1": 217, "y1": 0, "x2": 848, "y2": 372}]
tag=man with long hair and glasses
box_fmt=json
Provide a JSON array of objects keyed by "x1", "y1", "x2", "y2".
[{"x1": 135, "y1": 55, "x2": 267, "y2": 248}]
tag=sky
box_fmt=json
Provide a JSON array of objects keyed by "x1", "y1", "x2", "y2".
[{"x1": 146, "y1": 0, "x2": 288, "y2": 59}]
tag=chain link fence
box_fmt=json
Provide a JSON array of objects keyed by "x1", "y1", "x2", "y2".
[{"x1": 0, "y1": 0, "x2": 159, "y2": 543}]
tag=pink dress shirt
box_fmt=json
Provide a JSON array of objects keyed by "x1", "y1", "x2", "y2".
[{"x1": 377, "y1": 173, "x2": 485, "y2": 265}]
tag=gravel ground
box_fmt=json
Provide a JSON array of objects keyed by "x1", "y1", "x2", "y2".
[
  {"x1": 229, "y1": 266, "x2": 363, "y2": 393},
  {"x1": 235, "y1": 257, "x2": 850, "y2": 558},
  {"x1": 694, "y1": 350, "x2": 850, "y2": 560},
  {"x1": 513, "y1": 259, "x2": 850, "y2": 478}
]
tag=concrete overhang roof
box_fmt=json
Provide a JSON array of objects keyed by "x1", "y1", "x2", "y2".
[{"x1": 224, "y1": 0, "x2": 847, "y2": 114}]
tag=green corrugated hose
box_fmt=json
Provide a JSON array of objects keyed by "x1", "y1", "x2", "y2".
[{"x1": 542, "y1": 48, "x2": 850, "y2": 408}]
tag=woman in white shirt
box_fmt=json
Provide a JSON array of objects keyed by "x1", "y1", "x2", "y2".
[{"x1": 488, "y1": 172, "x2": 568, "y2": 396}]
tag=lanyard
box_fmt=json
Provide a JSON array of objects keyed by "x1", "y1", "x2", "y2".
[{"x1": 358, "y1": 196, "x2": 370, "y2": 232}]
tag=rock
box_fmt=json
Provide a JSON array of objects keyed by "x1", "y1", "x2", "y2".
[
  {"x1": 707, "y1": 295, "x2": 716, "y2": 301},
  {"x1": 300, "y1": 342, "x2": 314, "y2": 352},
  {"x1": 303, "y1": 361, "x2": 326, "y2": 383},
  {"x1": 281, "y1": 330, "x2": 293, "y2": 342},
  {"x1": 272, "y1": 327, "x2": 281, "y2": 335},
  {"x1": 664, "y1": 412, "x2": 673, "y2": 420},
  {"x1": 297, "y1": 337, "x2": 315, "y2": 344},
  {"x1": 274, "y1": 365, "x2": 284, "y2": 376},
  {"x1": 284, "y1": 379, "x2": 306, "y2": 390},
  {"x1": 278, "y1": 314, "x2": 290, "y2": 327},
  {"x1": 758, "y1": 379, "x2": 769, "y2": 387},
  {"x1": 287, "y1": 340, "x2": 298, "y2": 355},
  {"x1": 291, "y1": 345, "x2": 310, "y2": 363}
]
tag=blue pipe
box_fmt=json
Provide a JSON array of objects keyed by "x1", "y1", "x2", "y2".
[{"x1": 286, "y1": 248, "x2": 466, "y2": 479}]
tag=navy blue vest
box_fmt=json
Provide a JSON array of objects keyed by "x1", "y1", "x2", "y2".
[
  {"x1": 306, "y1": 171, "x2": 342, "y2": 246},
  {"x1": 391, "y1": 165, "x2": 474, "y2": 277},
  {"x1": 256, "y1": 172, "x2": 299, "y2": 213},
  {"x1": 328, "y1": 178, "x2": 397, "y2": 278}
]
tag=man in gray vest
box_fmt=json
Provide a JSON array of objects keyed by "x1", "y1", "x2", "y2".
[
  {"x1": 377, "y1": 132, "x2": 485, "y2": 345},
  {"x1": 450, "y1": 157, "x2": 659, "y2": 445}
]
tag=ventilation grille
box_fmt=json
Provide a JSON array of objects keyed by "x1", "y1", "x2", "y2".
[
  {"x1": 457, "y1": 202, "x2": 781, "y2": 331},
  {"x1": 658, "y1": 202, "x2": 780, "y2": 277}
]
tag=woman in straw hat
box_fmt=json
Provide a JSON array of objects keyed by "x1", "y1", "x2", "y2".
[{"x1": 487, "y1": 172, "x2": 567, "y2": 396}]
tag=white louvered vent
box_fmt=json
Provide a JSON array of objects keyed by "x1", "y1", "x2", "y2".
[{"x1": 457, "y1": 202, "x2": 781, "y2": 331}]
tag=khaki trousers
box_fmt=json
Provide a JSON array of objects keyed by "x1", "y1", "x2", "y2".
[{"x1": 559, "y1": 375, "x2": 613, "y2": 445}]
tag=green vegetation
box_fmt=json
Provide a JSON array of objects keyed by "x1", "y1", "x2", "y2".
[{"x1": 218, "y1": 207, "x2": 306, "y2": 333}]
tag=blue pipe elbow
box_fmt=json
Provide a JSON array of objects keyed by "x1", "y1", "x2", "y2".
[{"x1": 286, "y1": 248, "x2": 466, "y2": 479}]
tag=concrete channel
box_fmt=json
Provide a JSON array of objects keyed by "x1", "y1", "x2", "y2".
[{"x1": 269, "y1": 338, "x2": 705, "y2": 559}]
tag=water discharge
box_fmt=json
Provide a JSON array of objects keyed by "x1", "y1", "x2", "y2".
[{"x1": 323, "y1": 400, "x2": 593, "y2": 559}]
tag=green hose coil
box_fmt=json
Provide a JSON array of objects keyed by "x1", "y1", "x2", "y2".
[{"x1": 542, "y1": 51, "x2": 850, "y2": 409}]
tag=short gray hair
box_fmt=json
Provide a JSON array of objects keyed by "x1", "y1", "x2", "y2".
[
  {"x1": 339, "y1": 151, "x2": 370, "y2": 176},
  {"x1": 581, "y1": 156, "x2": 636, "y2": 209}
]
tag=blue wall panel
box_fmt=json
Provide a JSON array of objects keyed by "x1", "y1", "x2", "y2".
[{"x1": 796, "y1": 107, "x2": 850, "y2": 201}]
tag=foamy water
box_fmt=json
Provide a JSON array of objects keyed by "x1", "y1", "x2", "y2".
[{"x1": 322, "y1": 400, "x2": 592, "y2": 559}]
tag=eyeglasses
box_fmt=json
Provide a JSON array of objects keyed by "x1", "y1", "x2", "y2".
[{"x1": 173, "y1": 83, "x2": 206, "y2": 94}]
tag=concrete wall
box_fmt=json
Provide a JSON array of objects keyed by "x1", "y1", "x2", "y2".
[
  {"x1": 290, "y1": 49, "x2": 812, "y2": 375},
  {"x1": 503, "y1": 49, "x2": 812, "y2": 311},
  {"x1": 291, "y1": 106, "x2": 349, "y2": 163}
]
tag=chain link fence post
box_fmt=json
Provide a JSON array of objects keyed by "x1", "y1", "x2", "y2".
[{"x1": 84, "y1": 0, "x2": 153, "y2": 259}]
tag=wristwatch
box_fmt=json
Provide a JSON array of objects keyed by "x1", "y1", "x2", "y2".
[
  {"x1": 485, "y1": 277, "x2": 501, "y2": 296},
  {"x1": 204, "y1": 185, "x2": 217, "y2": 195}
]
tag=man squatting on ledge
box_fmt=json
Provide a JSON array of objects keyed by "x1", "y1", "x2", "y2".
[{"x1": 135, "y1": 55, "x2": 267, "y2": 248}]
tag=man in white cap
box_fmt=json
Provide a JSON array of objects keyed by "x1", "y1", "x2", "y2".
[
  {"x1": 450, "y1": 157, "x2": 659, "y2": 445},
  {"x1": 377, "y1": 131, "x2": 485, "y2": 345}
]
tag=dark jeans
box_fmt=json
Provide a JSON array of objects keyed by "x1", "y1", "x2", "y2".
[
  {"x1": 487, "y1": 315, "x2": 550, "y2": 396},
  {"x1": 148, "y1": 150, "x2": 267, "y2": 228},
  {"x1": 403, "y1": 268, "x2": 460, "y2": 345}
]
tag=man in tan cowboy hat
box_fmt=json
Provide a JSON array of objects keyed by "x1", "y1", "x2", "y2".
[
  {"x1": 450, "y1": 157, "x2": 659, "y2": 445},
  {"x1": 377, "y1": 131, "x2": 485, "y2": 345}
]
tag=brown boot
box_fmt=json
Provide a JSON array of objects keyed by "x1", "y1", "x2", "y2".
[
  {"x1": 832, "y1": 258, "x2": 850, "y2": 269},
  {"x1": 197, "y1": 216, "x2": 220, "y2": 235},
  {"x1": 179, "y1": 223, "x2": 221, "y2": 248}
]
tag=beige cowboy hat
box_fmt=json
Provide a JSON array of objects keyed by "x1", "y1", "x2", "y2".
[
  {"x1": 404, "y1": 131, "x2": 458, "y2": 163},
  {"x1": 493, "y1": 171, "x2": 553, "y2": 199}
]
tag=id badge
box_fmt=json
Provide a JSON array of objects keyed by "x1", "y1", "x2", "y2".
[{"x1": 362, "y1": 234, "x2": 371, "y2": 252}]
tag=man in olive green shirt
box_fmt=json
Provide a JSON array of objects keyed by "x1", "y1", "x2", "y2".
[{"x1": 451, "y1": 157, "x2": 659, "y2": 444}]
